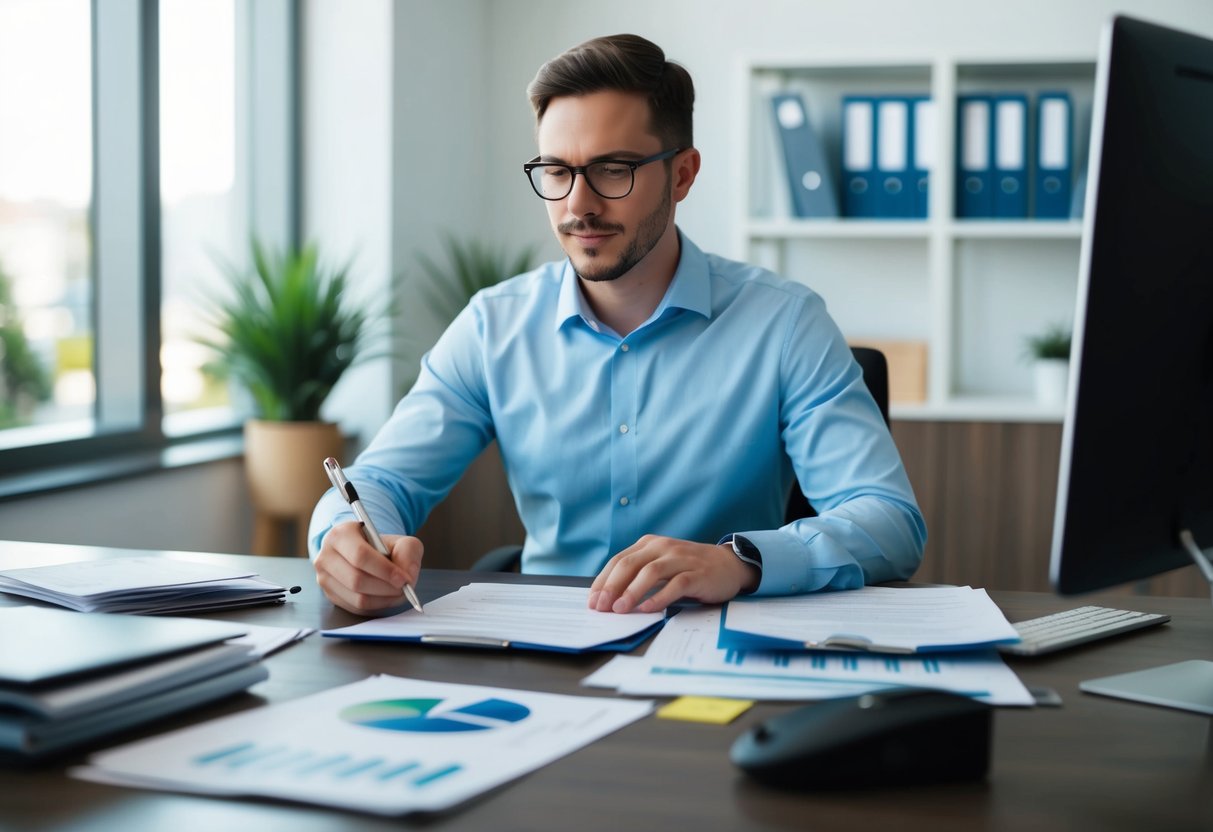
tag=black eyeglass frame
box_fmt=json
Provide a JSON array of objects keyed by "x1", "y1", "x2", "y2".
[{"x1": 522, "y1": 147, "x2": 684, "y2": 201}]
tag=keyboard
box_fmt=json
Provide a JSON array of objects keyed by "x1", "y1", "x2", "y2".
[{"x1": 997, "y1": 605, "x2": 1171, "y2": 657}]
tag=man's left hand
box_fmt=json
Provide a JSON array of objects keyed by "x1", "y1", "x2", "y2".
[{"x1": 588, "y1": 535, "x2": 760, "y2": 614}]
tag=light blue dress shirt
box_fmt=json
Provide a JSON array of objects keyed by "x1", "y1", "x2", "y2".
[{"x1": 310, "y1": 231, "x2": 926, "y2": 595}]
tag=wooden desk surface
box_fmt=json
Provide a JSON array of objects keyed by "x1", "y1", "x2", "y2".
[{"x1": 2, "y1": 540, "x2": 1211, "y2": 832}]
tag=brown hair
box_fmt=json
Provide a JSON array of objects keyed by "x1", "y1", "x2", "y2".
[{"x1": 528, "y1": 34, "x2": 694, "y2": 149}]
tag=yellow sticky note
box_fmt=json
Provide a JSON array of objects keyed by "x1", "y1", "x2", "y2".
[{"x1": 656, "y1": 696, "x2": 754, "y2": 725}]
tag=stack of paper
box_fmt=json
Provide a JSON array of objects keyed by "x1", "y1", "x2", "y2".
[
  {"x1": 0, "y1": 607, "x2": 270, "y2": 759},
  {"x1": 72, "y1": 675, "x2": 654, "y2": 815},
  {"x1": 718, "y1": 585, "x2": 1022, "y2": 653},
  {"x1": 584, "y1": 606, "x2": 1034, "y2": 707},
  {"x1": 324, "y1": 583, "x2": 665, "y2": 653},
  {"x1": 0, "y1": 556, "x2": 297, "y2": 615}
]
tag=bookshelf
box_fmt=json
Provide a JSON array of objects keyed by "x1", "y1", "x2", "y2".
[{"x1": 735, "y1": 56, "x2": 1097, "y2": 422}]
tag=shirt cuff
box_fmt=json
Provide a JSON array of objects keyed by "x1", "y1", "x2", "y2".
[{"x1": 731, "y1": 528, "x2": 864, "y2": 596}]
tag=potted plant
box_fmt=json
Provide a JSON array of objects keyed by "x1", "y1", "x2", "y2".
[
  {"x1": 1025, "y1": 323, "x2": 1072, "y2": 407},
  {"x1": 399, "y1": 234, "x2": 538, "y2": 392},
  {"x1": 200, "y1": 240, "x2": 381, "y2": 555}
]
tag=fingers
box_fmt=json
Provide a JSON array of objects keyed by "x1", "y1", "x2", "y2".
[
  {"x1": 314, "y1": 521, "x2": 423, "y2": 615},
  {"x1": 588, "y1": 536, "x2": 747, "y2": 614}
]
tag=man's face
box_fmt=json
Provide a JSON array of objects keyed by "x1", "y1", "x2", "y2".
[{"x1": 535, "y1": 91, "x2": 675, "y2": 283}]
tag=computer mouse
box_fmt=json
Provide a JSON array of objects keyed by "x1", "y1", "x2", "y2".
[{"x1": 730, "y1": 687, "x2": 992, "y2": 790}]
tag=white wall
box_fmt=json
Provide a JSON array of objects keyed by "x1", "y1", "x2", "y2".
[
  {"x1": 475, "y1": 0, "x2": 1213, "y2": 259},
  {"x1": 300, "y1": 0, "x2": 397, "y2": 447}
]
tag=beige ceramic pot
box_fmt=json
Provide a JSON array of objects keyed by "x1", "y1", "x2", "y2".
[{"x1": 243, "y1": 419, "x2": 345, "y2": 556}]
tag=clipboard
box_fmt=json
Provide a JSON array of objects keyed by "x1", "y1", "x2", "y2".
[
  {"x1": 326, "y1": 620, "x2": 665, "y2": 655},
  {"x1": 321, "y1": 583, "x2": 668, "y2": 654},
  {"x1": 715, "y1": 586, "x2": 1022, "y2": 655}
]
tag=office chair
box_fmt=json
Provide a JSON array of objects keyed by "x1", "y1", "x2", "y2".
[{"x1": 471, "y1": 346, "x2": 890, "y2": 572}]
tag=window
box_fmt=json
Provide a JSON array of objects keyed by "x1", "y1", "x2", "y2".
[
  {"x1": 0, "y1": 0, "x2": 296, "y2": 478},
  {"x1": 0, "y1": 0, "x2": 93, "y2": 441},
  {"x1": 160, "y1": 0, "x2": 250, "y2": 433}
]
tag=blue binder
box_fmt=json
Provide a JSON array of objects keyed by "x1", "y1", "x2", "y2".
[
  {"x1": 1035, "y1": 92, "x2": 1073, "y2": 218},
  {"x1": 992, "y1": 94, "x2": 1029, "y2": 218},
  {"x1": 770, "y1": 92, "x2": 838, "y2": 218},
  {"x1": 874, "y1": 97, "x2": 914, "y2": 218},
  {"x1": 909, "y1": 96, "x2": 935, "y2": 219},
  {"x1": 841, "y1": 96, "x2": 877, "y2": 218},
  {"x1": 956, "y1": 95, "x2": 994, "y2": 218}
]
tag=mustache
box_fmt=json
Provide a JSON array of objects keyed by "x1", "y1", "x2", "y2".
[{"x1": 557, "y1": 218, "x2": 625, "y2": 235}]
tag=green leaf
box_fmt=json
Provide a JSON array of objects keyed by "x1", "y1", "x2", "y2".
[{"x1": 197, "y1": 238, "x2": 387, "y2": 421}]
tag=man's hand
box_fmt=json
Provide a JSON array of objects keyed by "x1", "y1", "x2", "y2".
[
  {"x1": 313, "y1": 520, "x2": 423, "y2": 615},
  {"x1": 588, "y1": 535, "x2": 760, "y2": 614}
]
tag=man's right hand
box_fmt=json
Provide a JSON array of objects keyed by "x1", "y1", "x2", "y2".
[{"x1": 313, "y1": 520, "x2": 423, "y2": 615}]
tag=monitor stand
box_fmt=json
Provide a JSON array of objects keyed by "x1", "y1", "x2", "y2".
[{"x1": 1080, "y1": 530, "x2": 1213, "y2": 716}]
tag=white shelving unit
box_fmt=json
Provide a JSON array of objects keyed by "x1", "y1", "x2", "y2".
[{"x1": 735, "y1": 56, "x2": 1096, "y2": 422}]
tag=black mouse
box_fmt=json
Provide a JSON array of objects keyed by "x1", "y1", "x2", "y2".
[{"x1": 730, "y1": 687, "x2": 992, "y2": 790}]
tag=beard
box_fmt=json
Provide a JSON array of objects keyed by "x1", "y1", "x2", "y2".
[{"x1": 558, "y1": 184, "x2": 673, "y2": 284}]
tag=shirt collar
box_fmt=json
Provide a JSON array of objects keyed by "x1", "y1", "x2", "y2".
[{"x1": 554, "y1": 228, "x2": 712, "y2": 333}]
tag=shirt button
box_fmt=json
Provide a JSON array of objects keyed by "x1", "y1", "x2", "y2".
[
  {"x1": 619, "y1": 424, "x2": 629, "y2": 434},
  {"x1": 619, "y1": 497, "x2": 630, "y2": 506},
  {"x1": 620, "y1": 344, "x2": 630, "y2": 352}
]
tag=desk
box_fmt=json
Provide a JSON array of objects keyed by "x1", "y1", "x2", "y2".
[{"x1": 2, "y1": 541, "x2": 1211, "y2": 832}]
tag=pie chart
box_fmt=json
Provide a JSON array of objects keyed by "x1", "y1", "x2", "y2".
[{"x1": 339, "y1": 697, "x2": 531, "y2": 733}]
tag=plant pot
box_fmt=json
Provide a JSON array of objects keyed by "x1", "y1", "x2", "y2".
[
  {"x1": 243, "y1": 419, "x2": 345, "y2": 556},
  {"x1": 1033, "y1": 359, "x2": 1070, "y2": 407}
]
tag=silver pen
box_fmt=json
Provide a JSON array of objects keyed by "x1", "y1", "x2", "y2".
[{"x1": 323, "y1": 457, "x2": 424, "y2": 613}]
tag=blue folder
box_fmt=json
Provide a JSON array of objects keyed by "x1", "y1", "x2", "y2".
[
  {"x1": 956, "y1": 95, "x2": 994, "y2": 218},
  {"x1": 770, "y1": 92, "x2": 838, "y2": 218},
  {"x1": 909, "y1": 96, "x2": 935, "y2": 219},
  {"x1": 1034, "y1": 91, "x2": 1074, "y2": 218},
  {"x1": 992, "y1": 94, "x2": 1029, "y2": 218},
  {"x1": 716, "y1": 603, "x2": 1018, "y2": 655},
  {"x1": 841, "y1": 96, "x2": 877, "y2": 218},
  {"x1": 323, "y1": 620, "x2": 665, "y2": 655},
  {"x1": 874, "y1": 97, "x2": 914, "y2": 218}
]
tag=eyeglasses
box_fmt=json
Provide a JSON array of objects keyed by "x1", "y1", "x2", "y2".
[{"x1": 523, "y1": 148, "x2": 683, "y2": 201}]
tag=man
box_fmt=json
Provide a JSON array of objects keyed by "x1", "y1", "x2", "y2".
[{"x1": 310, "y1": 34, "x2": 926, "y2": 616}]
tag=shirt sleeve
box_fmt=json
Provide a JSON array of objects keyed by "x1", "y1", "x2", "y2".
[
  {"x1": 738, "y1": 293, "x2": 927, "y2": 595},
  {"x1": 308, "y1": 300, "x2": 495, "y2": 558}
]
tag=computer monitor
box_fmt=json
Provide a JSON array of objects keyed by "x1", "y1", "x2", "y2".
[{"x1": 1050, "y1": 15, "x2": 1213, "y2": 714}]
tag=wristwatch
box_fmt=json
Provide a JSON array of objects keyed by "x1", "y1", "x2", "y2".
[{"x1": 728, "y1": 533, "x2": 763, "y2": 572}]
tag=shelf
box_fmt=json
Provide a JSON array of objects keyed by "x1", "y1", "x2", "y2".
[
  {"x1": 746, "y1": 218, "x2": 929, "y2": 239},
  {"x1": 891, "y1": 396, "x2": 1064, "y2": 423},
  {"x1": 740, "y1": 54, "x2": 1094, "y2": 424},
  {"x1": 949, "y1": 221, "x2": 1083, "y2": 240},
  {"x1": 745, "y1": 219, "x2": 1083, "y2": 241}
]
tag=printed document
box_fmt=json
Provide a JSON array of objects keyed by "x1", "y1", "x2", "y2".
[
  {"x1": 323, "y1": 583, "x2": 663, "y2": 652},
  {"x1": 584, "y1": 607, "x2": 1034, "y2": 706},
  {"x1": 720, "y1": 585, "x2": 1021, "y2": 652},
  {"x1": 73, "y1": 674, "x2": 653, "y2": 815}
]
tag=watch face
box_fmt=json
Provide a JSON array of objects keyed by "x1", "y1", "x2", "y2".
[{"x1": 732, "y1": 535, "x2": 762, "y2": 567}]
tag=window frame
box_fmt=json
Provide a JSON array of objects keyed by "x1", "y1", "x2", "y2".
[{"x1": 0, "y1": 0, "x2": 298, "y2": 484}]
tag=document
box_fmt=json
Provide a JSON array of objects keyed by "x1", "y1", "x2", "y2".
[
  {"x1": 323, "y1": 583, "x2": 664, "y2": 653},
  {"x1": 583, "y1": 607, "x2": 1033, "y2": 707},
  {"x1": 0, "y1": 556, "x2": 293, "y2": 614},
  {"x1": 718, "y1": 585, "x2": 1021, "y2": 653},
  {"x1": 73, "y1": 674, "x2": 654, "y2": 815}
]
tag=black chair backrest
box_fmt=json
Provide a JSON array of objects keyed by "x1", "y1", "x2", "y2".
[{"x1": 783, "y1": 346, "x2": 890, "y2": 524}]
